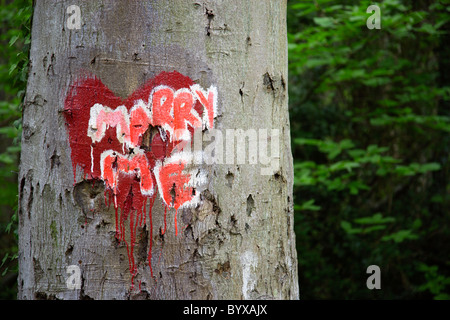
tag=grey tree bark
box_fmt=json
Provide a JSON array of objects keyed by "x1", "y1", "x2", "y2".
[{"x1": 18, "y1": 0, "x2": 298, "y2": 300}]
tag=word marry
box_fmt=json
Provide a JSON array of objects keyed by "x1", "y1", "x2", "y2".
[{"x1": 88, "y1": 84, "x2": 217, "y2": 148}]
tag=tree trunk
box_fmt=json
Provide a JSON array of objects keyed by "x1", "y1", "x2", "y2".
[{"x1": 18, "y1": 0, "x2": 298, "y2": 300}]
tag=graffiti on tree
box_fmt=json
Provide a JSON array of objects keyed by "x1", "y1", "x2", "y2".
[{"x1": 64, "y1": 71, "x2": 217, "y2": 288}]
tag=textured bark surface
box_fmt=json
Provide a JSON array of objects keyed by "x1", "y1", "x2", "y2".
[{"x1": 18, "y1": 0, "x2": 298, "y2": 300}]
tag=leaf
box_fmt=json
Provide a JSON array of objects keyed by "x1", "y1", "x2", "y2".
[
  {"x1": 418, "y1": 162, "x2": 441, "y2": 173},
  {"x1": 6, "y1": 146, "x2": 21, "y2": 154},
  {"x1": 313, "y1": 17, "x2": 335, "y2": 28},
  {"x1": 381, "y1": 230, "x2": 418, "y2": 243},
  {"x1": 304, "y1": 58, "x2": 333, "y2": 69},
  {"x1": 339, "y1": 139, "x2": 355, "y2": 150},
  {"x1": 295, "y1": 199, "x2": 321, "y2": 211},
  {"x1": 348, "y1": 149, "x2": 365, "y2": 159},
  {"x1": 367, "y1": 145, "x2": 389, "y2": 155},
  {"x1": 341, "y1": 221, "x2": 363, "y2": 235},
  {"x1": 370, "y1": 115, "x2": 392, "y2": 126},
  {"x1": 353, "y1": 213, "x2": 395, "y2": 225},
  {"x1": 395, "y1": 165, "x2": 416, "y2": 176},
  {"x1": 9, "y1": 35, "x2": 19, "y2": 47},
  {"x1": 434, "y1": 293, "x2": 450, "y2": 300},
  {"x1": 418, "y1": 23, "x2": 437, "y2": 34},
  {"x1": 0, "y1": 153, "x2": 14, "y2": 164},
  {"x1": 412, "y1": 218, "x2": 422, "y2": 229},
  {"x1": 362, "y1": 77, "x2": 391, "y2": 87},
  {"x1": 0, "y1": 126, "x2": 18, "y2": 138},
  {"x1": 363, "y1": 225, "x2": 387, "y2": 233},
  {"x1": 8, "y1": 62, "x2": 18, "y2": 75},
  {"x1": 328, "y1": 148, "x2": 341, "y2": 160},
  {"x1": 341, "y1": 221, "x2": 352, "y2": 233},
  {"x1": 1, "y1": 253, "x2": 9, "y2": 267},
  {"x1": 328, "y1": 161, "x2": 359, "y2": 172},
  {"x1": 376, "y1": 167, "x2": 388, "y2": 176},
  {"x1": 294, "y1": 138, "x2": 322, "y2": 146}
]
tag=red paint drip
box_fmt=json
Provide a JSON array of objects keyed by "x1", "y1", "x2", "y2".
[
  {"x1": 162, "y1": 205, "x2": 167, "y2": 235},
  {"x1": 175, "y1": 208, "x2": 178, "y2": 236},
  {"x1": 148, "y1": 197, "x2": 155, "y2": 278}
]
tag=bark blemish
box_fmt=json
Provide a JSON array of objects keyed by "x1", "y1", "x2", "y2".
[
  {"x1": 225, "y1": 171, "x2": 234, "y2": 188},
  {"x1": 22, "y1": 123, "x2": 35, "y2": 140},
  {"x1": 137, "y1": 224, "x2": 149, "y2": 264},
  {"x1": 27, "y1": 183, "x2": 34, "y2": 219},
  {"x1": 205, "y1": 7, "x2": 214, "y2": 36},
  {"x1": 33, "y1": 257, "x2": 43, "y2": 284},
  {"x1": 65, "y1": 244, "x2": 73, "y2": 257},
  {"x1": 26, "y1": 94, "x2": 46, "y2": 109},
  {"x1": 73, "y1": 179, "x2": 105, "y2": 215},
  {"x1": 263, "y1": 73, "x2": 287, "y2": 100},
  {"x1": 230, "y1": 214, "x2": 239, "y2": 234},
  {"x1": 191, "y1": 189, "x2": 220, "y2": 232},
  {"x1": 263, "y1": 72, "x2": 275, "y2": 92},
  {"x1": 239, "y1": 82, "x2": 245, "y2": 103},
  {"x1": 132, "y1": 52, "x2": 141, "y2": 61},
  {"x1": 46, "y1": 53, "x2": 55, "y2": 76},
  {"x1": 79, "y1": 274, "x2": 94, "y2": 300},
  {"x1": 50, "y1": 220, "x2": 58, "y2": 246},
  {"x1": 215, "y1": 260, "x2": 231, "y2": 276},
  {"x1": 272, "y1": 171, "x2": 286, "y2": 184},
  {"x1": 42, "y1": 55, "x2": 48, "y2": 69},
  {"x1": 35, "y1": 292, "x2": 58, "y2": 300},
  {"x1": 169, "y1": 183, "x2": 177, "y2": 207},
  {"x1": 201, "y1": 189, "x2": 221, "y2": 214},
  {"x1": 19, "y1": 177, "x2": 25, "y2": 204},
  {"x1": 131, "y1": 290, "x2": 150, "y2": 300},
  {"x1": 95, "y1": 219, "x2": 110, "y2": 229},
  {"x1": 50, "y1": 150, "x2": 60, "y2": 170},
  {"x1": 246, "y1": 194, "x2": 255, "y2": 217}
]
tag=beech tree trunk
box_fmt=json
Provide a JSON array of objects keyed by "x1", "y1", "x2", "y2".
[{"x1": 18, "y1": 0, "x2": 298, "y2": 300}]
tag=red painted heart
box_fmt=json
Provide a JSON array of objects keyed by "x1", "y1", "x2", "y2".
[{"x1": 64, "y1": 71, "x2": 217, "y2": 283}]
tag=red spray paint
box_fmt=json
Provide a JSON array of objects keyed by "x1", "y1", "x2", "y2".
[{"x1": 64, "y1": 71, "x2": 217, "y2": 288}]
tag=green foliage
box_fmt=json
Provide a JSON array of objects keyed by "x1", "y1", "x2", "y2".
[
  {"x1": 0, "y1": 0, "x2": 33, "y2": 299},
  {"x1": 288, "y1": 0, "x2": 450, "y2": 299},
  {"x1": 417, "y1": 263, "x2": 450, "y2": 300},
  {"x1": 341, "y1": 213, "x2": 395, "y2": 235}
]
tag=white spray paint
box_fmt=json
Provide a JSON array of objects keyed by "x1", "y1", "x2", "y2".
[{"x1": 240, "y1": 251, "x2": 258, "y2": 300}]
